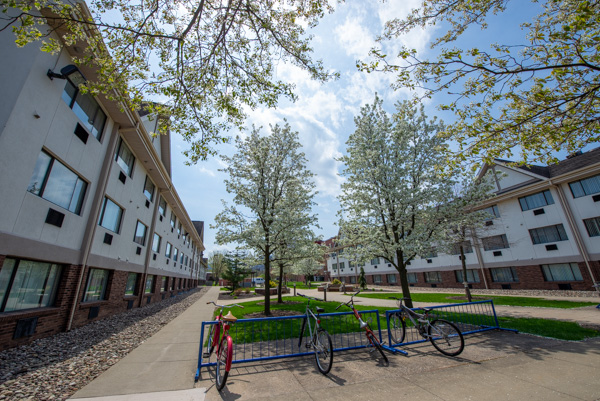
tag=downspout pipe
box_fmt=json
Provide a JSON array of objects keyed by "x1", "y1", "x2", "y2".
[{"x1": 68, "y1": 123, "x2": 120, "y2": 331}]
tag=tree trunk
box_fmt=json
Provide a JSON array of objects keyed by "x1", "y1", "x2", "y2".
[
  {"x1": 396, "y1": 249, "x2": 413, "y2": 308},
  {"x1": 277, "y1": 262, "x2": 284, "y2": 303},
  {"x1": 460, "y1": 245, "x2": 472, "y2": 302},
  {"x1": 264, "y1": 244, "x2": 271, "y2": 316}
]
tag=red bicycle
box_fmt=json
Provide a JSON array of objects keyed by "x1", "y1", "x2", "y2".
[
  {"x1": 336, "y1": 290, "x2": 388, "y2": 365},
  {"x1": 204, "y1": 301, "x2": 243, "y2": 391}
]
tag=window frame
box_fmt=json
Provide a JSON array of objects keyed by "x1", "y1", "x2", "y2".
[
  {"x1": 152, "y1": 233, "x2": 161, "y2": 253},
  {"x1": 133, "y1": 220, "x2": 148, "y2": 246},
  {"x1": 541, "y1": 263, "x2": 583, "y2": 282},
  {"x1": 0, "y1": 258, "x2": 62, "y2": 312},
  {"x1": 569, "y1": 173, "x2": 600, "y2": 198},
  {"x1": 27, "y1": 150, "x2": 88, "y2": 215},
  {"x1": 518, "y1": 190, "x2": 555, "y2": 211},
  {"x1": 98, "y1": 197, "x2": 123, "y2": 233},
  {"x1": 583, "y1": 216, "x2": 600, "y2": 237},
  {"x1": 482, "y1": 234, "x2": 510, "y2": 251},
  {"x1": 61, "y1": 80, "x2": 107, "y2": 140},
  {"x1": 145, "y1": 275, "x2": 155, "y2": 294},
  {"x1": 83, "y1": 268, "x2": 109, "y2": 302},
  {"x1": 165, "y1": 242, "x2": 172, "y2": 258},
  {"x1": 158, "y1": 197, "x2": 167, "y2": 217},
  {"x1": 490, "y1": 267, "x2": 519, "y2": 282},
  {"x1": 143, "y1": 175, "x2": 155, "y2": 202},
  {"x1": 529, "y1": 224, "x2": 569, "y2": 245},
  {"x1": 424, "y1": 271, "x2": 442, "y2": 283},
  {"x1": 455, "y1": 269, "x2": 481, "y2": 283},
  {"x1": 125, "y1": 272, "x2": 138, "y2": 296},
  {"x1": 115, "y1": 138, "x2": 135, "y2": 177}
]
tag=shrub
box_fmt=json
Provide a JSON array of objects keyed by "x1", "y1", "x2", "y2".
[
  {"x1": 331, "y1": 279, "x2": 342, "y2": 285},
  {"x1": 269, "y1": 280, "x2": 277, "y2": 288},
  {"x1": 233, "y1": 288, "x2": 243, "y2": 296},
  {"x1": 244, "y1": 289, "x2": 250, "y2": 294}
]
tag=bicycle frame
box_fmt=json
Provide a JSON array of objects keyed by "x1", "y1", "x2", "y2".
[
  {"x1": 396, "y1": 301, "x2": 433, "y2": 336},
  {"x1": 298, "y1": 297, "x2": 322, "y2": 348}
]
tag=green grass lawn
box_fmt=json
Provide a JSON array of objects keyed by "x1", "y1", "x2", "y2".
[
  {"x1": 206, "y1": 296, "x2": 600, "y2": 344},
  {"x1": 355, "y1": 291, "x2": 598, "y2": 309}
]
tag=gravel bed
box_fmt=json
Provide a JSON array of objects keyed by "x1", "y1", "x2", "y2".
[{"x1": 0, "y1": 287, "x2": 209, "y2": 401}]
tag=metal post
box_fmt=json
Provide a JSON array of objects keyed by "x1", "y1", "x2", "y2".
[
  {"x1": 293, "y1": 284, "x2": 296, "y2": 296},
  {"x1": 323, "y1": 286, "x2": 327, "y2": 302}
]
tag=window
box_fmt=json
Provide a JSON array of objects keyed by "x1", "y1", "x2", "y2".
[
  {"x1": 490, "y1": 267, "x2": 518, "y2": 282},
  {"x1": 161, "y1": 276, "x2": 168, "y2": 292},
  {"x1": 177, "y1": 222, "x2": 182, "y2": 235},
  {"x1": 451, "y1": 241, "x2": 473, "y2": 255},
  {"x1": 83, "y1": 268, "x2": 109, "y2": 302},
  {"x1": 370, "y1": 258, "x2": 380, "y2": 265},
  {"x1": 350, "y1": 276, "x2": 356, "y2": 284},
  {"x1": 98, "y1": 197, "x2": 123, "y2": 233},
  {"x1": 455, "y1": 269, "x2": 480, "y2": 283},
  {"x1": 165, "y1": 242, "x2": 172, "y2": 258},
  {"x1": 569, "y1": 174, "x2": 600, "y2": 198},
  {"x1": 407, "y1": 273, "x2": 418, "y2": 283},
  {"x1": 483, "y1": 204, "x2": 500, "y2": 219},
  {"x1": 0, "y1": 258, "x2": 61, "y2": 312},
  {"x1": 583, "y1": 217, "x2": 600, "y2": 237},
  {"x1": 373, "y1": 275, "x2": 382, "y2": 284},
  {"x1": 180, "y1": 253, "x2": 184, "y2": 264},
  {"x1": 424, "y1": 271, "x2": 442, "y2": 283},
  {"x1": 529, "y1": 224, "x2": 568, "y2": 244},
  {"x1": 482, "y1": 234, "x2": 509, "y2": 251},
  {"x1": 152, "y1": 233, "x2": 161, "y2": 253},
  {"x1": 519, "y1": 190, "x2": 554, "y2": 211},
  {"x1": 173, "y1": 247, "x2": 179, "y2": 263},
  {"x1": 125, "y1": 273, "x2": 137, "y2": 296},
  {"x1": 27, "y1": 150, "x2": 88, "y2": 214},
  {"x1": 541, "y1": 263, "x2": 583, "y2": 282},
  {"x1": 170, "y1": 212, "x2": 176, "y2": 229},
  {"x1": 339, "y1": 262, "x2": 345, "y2": 269},
  {"x1": 143, "y1": 176, "x2": 155, "y2": 202},
  {"x1": 115, "y1": 138, "x2": 135, "y2": 176},
  {"x1": 61, "y1": 80, "x2": 107, "y2": 139},
  {"x1": 145, "y1": 275, "x2": 155, "y2": 293},
  {"x1": 158, "y1": 197, "x2": 167, "y2": 216},
  {"x1": 387, "y1": 274, "x2": 397, "y2": 284},
  {"x1": 133, "y1": 221, "x2": 148, "y2": 246}
]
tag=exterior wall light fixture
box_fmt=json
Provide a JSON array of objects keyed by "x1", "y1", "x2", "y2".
[{"x1": 47, "y1": 64, "x2": 87, "y2": 86}]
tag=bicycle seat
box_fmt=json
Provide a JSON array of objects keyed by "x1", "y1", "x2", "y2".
[
  {"x1": 421, "y1": 307, "x2": 433, "y2": 313},
  {"x1": 222, "y1": 311, "x2": 238, "y2": 322},
  {"x1": 316, "y1": 307, "x2": 325, "y2": 313}
]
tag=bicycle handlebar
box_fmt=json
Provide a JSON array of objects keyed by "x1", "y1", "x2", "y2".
[
  {"x1": 206, "y1": 301, "x2": 245, "y2": 309},
  {"x1": 297, "y1": 293, "x2": 324, "y2": 302}
]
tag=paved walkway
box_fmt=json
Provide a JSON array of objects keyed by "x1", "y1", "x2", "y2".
[{"x1": 70, "y1": 286, "x2": 600, "y2": 401}]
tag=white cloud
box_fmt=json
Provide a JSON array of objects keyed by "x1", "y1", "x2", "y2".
[{"x1": 334, "y1": 16, "x2": 376, "y2": 60}]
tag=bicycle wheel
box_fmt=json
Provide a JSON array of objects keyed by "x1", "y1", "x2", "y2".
[
  {"x1": 313, "y1": 328, "x2": 333, "y2": 375},
  {"x1": 428, "y1": 319, "x2": 464, "y2": 356},
  {"x1": 205, "y1": 324, "x2": 216, "y2": 356},
  {"x1": 366, "y1": 330, "x2": 389, "y2": 365},
  {"x1": 389, "y1": 312, "x2": 406, "y2": 344},
  {"x1": 215, "y1": 336, "x2": 230, "y2": 390}
]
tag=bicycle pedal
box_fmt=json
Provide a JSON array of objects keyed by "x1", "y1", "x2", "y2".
[
  {"x1": 202, "y1": 352, "x2": 210, "y2": 358},
  {"x1": 305, "y1": 343, "x2": 311, "y2": 349}
]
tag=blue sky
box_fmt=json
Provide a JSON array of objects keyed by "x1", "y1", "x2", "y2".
[{"x1": 168, "y1": 0, "x2": 546, "y2": 255}]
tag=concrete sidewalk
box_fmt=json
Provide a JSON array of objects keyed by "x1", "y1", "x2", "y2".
[
  {"x1": 70, "y1": 286, "x2": 600, "y2": 400},
  {"x1": 70, "y1": 286, "x2": 221, "y2": 401}
]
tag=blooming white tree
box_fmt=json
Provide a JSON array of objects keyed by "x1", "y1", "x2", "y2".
[
  {"x1": 212, "y1": 123, "x2": 317, "y2": 315},
  {"x1": 339, "y1": 97, "x2": 482, "y2": 307},
  {"x1": 2, "y1": 0, "x2": 337, "y2": 161},
  {"x1": 364, "y1": 0, "x2": 600, "y2": 166}
]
